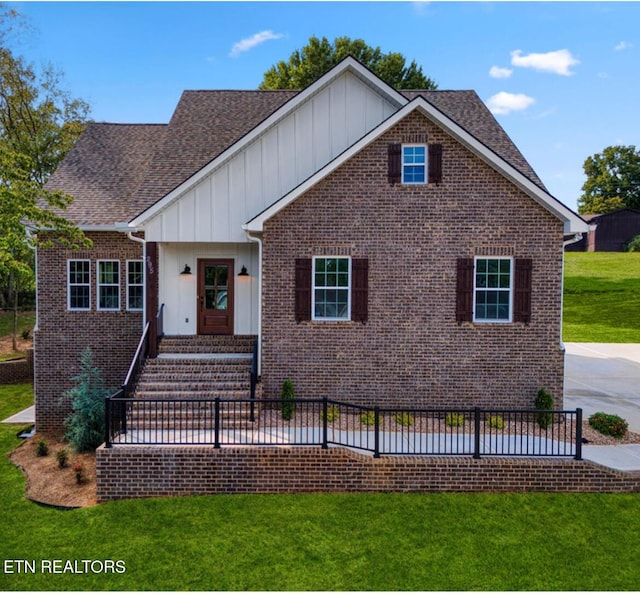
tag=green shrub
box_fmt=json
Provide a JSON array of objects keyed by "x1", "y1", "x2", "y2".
[
  {"x1": 446, "y1": 412, "x2": 465, "y2": 427},
  {"x1": 21, "y1": 329, "x2": 30, "y2": 340},
  {"x1": 320, "y1": 405, "x2": 340, "y2": 423},
  {"x1": 280, "y1": 379, "x2": 295, "y2": 421},
  {"x1": 56, "y1": 448, "x2": 69, "y2": 469},
  {"x1": 63, "y1": 347, "x2": 112, "y2": 452},
  {"x1": 360, "y1": 410, "x2": 376, "y2": 426},
  {"x1": 393, "y1": 412, "x2": 414, "y2": 427},
  {"x1": 487, "y1": 415, "x2": 505, "y2": 430},
  {"x1": 72, "y1": 461, "x2": 86, "y2": 485},
  {"x1": 626, "y1": 234, "x2": 640, "y2": 252},
  {"x1": 588, "y1": 412, "x2": 628, "y2": 439},
  {"x1": 35, "y1": 439, "x2": 49, "y2": 457},
  {"x1": 534, "y1": 388, "x2": 554, "y2": 429}
]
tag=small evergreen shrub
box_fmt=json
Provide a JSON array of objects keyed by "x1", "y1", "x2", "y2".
[
  {"x1": 360, "y1": 410, "x2": 376, "y2": 426},
  {"x1": 56, "y1": 448, "x2": 69, "y2": 469},
  {"x1": 35, "y1": 439, "x2": 49, "y2": 457},
  {"x1": 446, "y1": 412, "x2": 465, "y2": 427},
  {"x1": 588, "y1": 412, "x2": 628, "y2": 439},
  {"x1": 626, "y1": 234, "x2": 640, "y2": 252},
  {"x1": 393, "y1": 412, "x2": 414, "y2": 427},
  {"x1": 534, "y1": 388, "x2": 554, "y2": 429},
  {"x1": 280, "y1": 379, "x2": 296, "y2": 421},
  {"x1": 63, "y1": 348, "x2": 112, "y2": 452},
  {"x1": 21, "y1": 329, "x2": 30, "y2": 340},
  {"x1": 320, "y1": 405, "x2": 340, "y2": 423},
  {"x1": 487, "y1": 415, "x2": 505, "y2": 430}
]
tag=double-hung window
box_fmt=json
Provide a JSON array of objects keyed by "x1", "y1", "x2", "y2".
[
  {"x1": 67, "y1": 260, "x2": 91, "y2": 311},
  {"x1": 402, "y1": 144, "x2": 427, "y2": 184},
  {"x1": 126, "y1": 260, "x2": 144, "y2": 311},
  {"x1": 312, "y1": 257, "x2": 351, "y2": 321},
  {"x1": 97, "y1": 260, "x2": 120, "y2": 311},
  {"x1": 474, "y1": 257, "x2": 512, "y2": 322}
]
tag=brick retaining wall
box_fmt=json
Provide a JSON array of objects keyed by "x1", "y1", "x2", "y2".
[
  {"x1": 0, "y1": 350, "x2": 34, "y2": 384},
  {"x1": 96, "y1": 445, "x2": 640, "y2": 502}
]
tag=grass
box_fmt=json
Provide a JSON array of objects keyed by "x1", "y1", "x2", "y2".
[
  {"x1": 2, "y1": 384, "x2": 640, "y2": 590},
  {"x1": 563, "y1": 252, "x2": 640, "y2": 342},
  {"x1": 0, "y1": 310, "x2": 36, "y2": 339}
]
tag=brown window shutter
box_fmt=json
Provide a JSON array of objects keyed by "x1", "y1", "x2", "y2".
[
  {"x1": 388, "y1": 143, "x2": 401, "y2": 184},
  {"x1": 351, "y1": 259, "x2": 369, "y2": 323},
  {"x1": 514, "y1": 258, "x2": 533, "y2": 324},
  {"x1": 456, "y1": 258, "x2": 474, "y2": 323},
  {"x1": 295, "y1": 258, "x2": 312, "y2": 323},
  {"x1": 428, "y1": 144, "x2": 443, "y2": 184}
]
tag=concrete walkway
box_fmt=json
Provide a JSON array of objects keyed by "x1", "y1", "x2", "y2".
[{"x1": 2, "y1": 405, "x2": 34, "y2": 424}]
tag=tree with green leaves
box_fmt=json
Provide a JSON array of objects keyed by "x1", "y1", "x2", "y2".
[
  {"x1": 578, "y1": 145, "x2": 640, "y2": 214},
  {"x1": 260, "y1": 36, "x2": 437, "y2": 91},
  {"x1": 1, "y1": 6, "x2": 91, "y2": 349}
]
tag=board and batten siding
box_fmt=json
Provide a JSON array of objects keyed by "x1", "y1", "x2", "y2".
[{"x1": 144, "y1": 72, "x2": 398, "y2": 243}]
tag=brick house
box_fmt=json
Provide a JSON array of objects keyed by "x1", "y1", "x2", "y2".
[{"x1": 35, "y1": 57, "x2": 587, "y2": 432}]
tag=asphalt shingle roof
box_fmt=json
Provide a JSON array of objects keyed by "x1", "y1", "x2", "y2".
[{"x1": 45, "y1": 87, "x2": 545, "y2": 226}]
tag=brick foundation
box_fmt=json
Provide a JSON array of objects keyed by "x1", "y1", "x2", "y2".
[{"x1": 96, "y1": 445, "x2": 640, "y2": 502}]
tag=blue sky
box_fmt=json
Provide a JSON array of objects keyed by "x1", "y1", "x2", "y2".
[{"x1": 9, "y1": 1, "x2": 640, "y2": 212}]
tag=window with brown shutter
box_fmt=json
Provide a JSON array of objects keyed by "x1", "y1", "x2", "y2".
[
  {"x1": 428, "y1": 144, "x2": 443, "y2": 184},
  {"x1": 351, "y1": 259, "x2": 369, "y2": 323},
  {"x1": 514, "y1": 258, "x2": 533, "y2": 324},
  {"x1": 294, "y1": 258, "x2": 312, "y2": 323},
  {"x1": 456, "y1": 258, "x2": 474, "y2": 323},
  {"x1": 388, "y1": 143, "x2": 401, "y2": 184}
]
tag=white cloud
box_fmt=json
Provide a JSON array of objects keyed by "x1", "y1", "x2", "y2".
[
  {"x1": 229, "y1": 30, "x2": 284, "y2": 58},
  {"x1": 489, "y1": 65, "x2": 513, "y2": 79},
  {"x1": 510, "y1": 49, "x2": 579, "y2": 76},
  {"x1": 615, "y1": 41, "x2": 633, "y2": 51},
  {"x1": 413, "y1": 1, "x2": 430, "y2": 16},
  {"x1": 486, "y1": 92, "x2": 535, "y2": 115}
]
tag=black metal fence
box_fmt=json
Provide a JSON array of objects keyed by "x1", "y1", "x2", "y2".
[{"x1": 105, "y1": 396, "x2": 583, "y2": 460}]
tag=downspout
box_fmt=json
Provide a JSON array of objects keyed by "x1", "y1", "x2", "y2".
[
  {"x1": 560, "y1": 232, "x2": 584, "y2": 350},
  {"x1": 123, "y1": 229, "x2": 147, "y2": 333},
  {"x1": 245, "y1": 230, "x2": 262, "y2": 376}
]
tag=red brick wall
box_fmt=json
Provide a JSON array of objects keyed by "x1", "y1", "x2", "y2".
[
  {"x1": 261, "y1": 111, "x2": 565, "y2": 409},
  {"x1": 35, "y1": 232, "x2": 144, "y2": 431},
  {"x1": 96, "y1": 445, "x2": 640, "y2": 502}
]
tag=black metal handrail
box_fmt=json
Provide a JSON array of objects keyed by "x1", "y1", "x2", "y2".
[
  {"x1": 104, "y1": 396, "x2": 583, "y2": 460},
  {"x1": 122, "y1": 321, "x2": 150, "y2": 396},
  {"x1": 249, "y1": 339, "x2": 258, "y2": 422}
]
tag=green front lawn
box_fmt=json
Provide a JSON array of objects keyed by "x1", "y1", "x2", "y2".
[
  {"x1": 563, "y1": 252, "x2": 640, "y2": 342},
  {"x1": 1, "y1": 384, "x2": 640, "y2": 591}
]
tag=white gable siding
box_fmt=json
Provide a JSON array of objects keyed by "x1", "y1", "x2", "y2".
[{"x1": 143, "y1": 72, "x2": 397, "y2": 243}]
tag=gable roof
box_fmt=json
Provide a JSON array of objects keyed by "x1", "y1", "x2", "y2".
[
  {"x1": 45, "y1": 56, "x2": 584, "y2": 233},
  {"x1": 245, "y1": 96, "x2": 587, "y2": 234}
]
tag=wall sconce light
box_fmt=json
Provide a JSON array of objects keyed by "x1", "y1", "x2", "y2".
[
  {"x1": 180, "y1": 264, "x2": 192, "y2": 275},
  {"x1": 238, "y1": 265, "x2": 249, "y2": 277}
]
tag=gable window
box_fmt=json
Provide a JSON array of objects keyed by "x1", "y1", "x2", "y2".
[
  {"x1": 402, "y1": 145, "x2": 427, "y2": 184},
  {"x1": 67, "y1": 260, "x2": 90, "y2": 311},
  {"x1": 97, "y1": 260, "x2": 120, "y2": 311},
  {"x1": 313, "y1": 257, "x2": 351, "y2": 321},
  {"x1": 474, "y1": 257, "x2": 512, "y2": 322},
  {"x1": 126, "y1": 260, "x2": 144, "y2": 311},
  {"x1": 388, "y1": 143, "x2": 442, "y2": 185}
]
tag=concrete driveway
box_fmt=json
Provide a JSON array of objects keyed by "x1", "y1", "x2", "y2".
[{"x1": 564, "y1": 343, "x2": 640, "y2": 433}]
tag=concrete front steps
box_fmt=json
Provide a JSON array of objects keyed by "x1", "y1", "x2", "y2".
[{"x1": 130, "y1": 335, "x2": 258, "y2": 432}]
